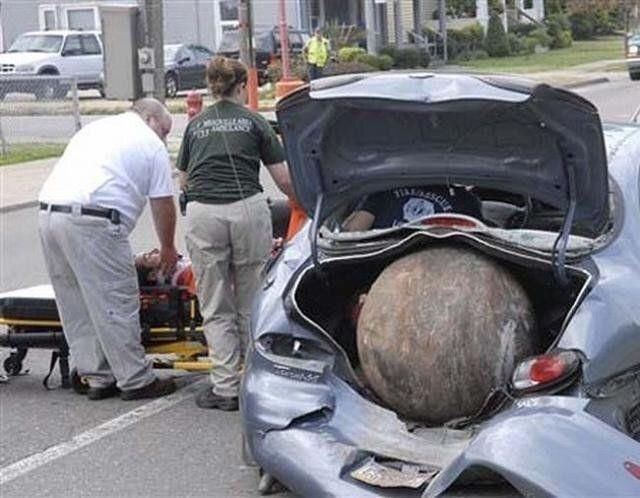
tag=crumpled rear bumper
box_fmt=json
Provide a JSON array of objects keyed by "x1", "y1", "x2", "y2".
[{"x1": 242, "y1": 359, "x2": 640, "y2": 497}]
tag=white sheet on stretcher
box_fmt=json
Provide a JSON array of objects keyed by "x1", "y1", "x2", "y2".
[{"x1": 0, "y1": 285, "x2": 55, "y2": 300}]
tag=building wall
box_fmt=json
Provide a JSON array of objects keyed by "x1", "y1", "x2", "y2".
[{"x1": 252, "y1": 0, "x2": 300, "y2": 29}]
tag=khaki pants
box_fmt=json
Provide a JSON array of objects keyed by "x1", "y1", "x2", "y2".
[
  {"x1": 38, "y1": 210, "x2": 155, "y2": 390},
  {"x1": 185, "y1": 195, "x2": 272, "y2": 397}
]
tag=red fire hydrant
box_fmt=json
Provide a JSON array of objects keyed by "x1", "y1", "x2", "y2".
[{"x1": 186, "y1": 90, "x2": 203, "y2": 121}]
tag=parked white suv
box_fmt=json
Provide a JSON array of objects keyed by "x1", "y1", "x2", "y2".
[{"x1": 0, "y1": 30, "x2": 104, "y2": 100}]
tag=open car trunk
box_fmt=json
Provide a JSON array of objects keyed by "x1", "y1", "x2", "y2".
[{"x1": 290, "y1": 232, "x2": 591, "y2": 425}]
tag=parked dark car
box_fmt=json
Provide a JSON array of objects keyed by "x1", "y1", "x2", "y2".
[
  {"x1": 627, "y1": 34, "x2": 640, "y2": 81},
  {"x1": 217, "y1": 26, "x2": 309, "y2": 84},
  {"x1": 164, "y1": 43, "x2": 214, "y2": 98},
  {"x1": 241, "y1": 72, "x2": 640, "y2": 496}
]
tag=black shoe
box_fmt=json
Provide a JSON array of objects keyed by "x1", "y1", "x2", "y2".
[
  {"x1": 195, "y1": 386, "x2": 238, "y2": 411},
  {"x1": 120, "y1": 377, "x2": 176, "y2": 401},
  {"x1": 87, "y1": 383, "x2": 119, "y2": 400}
]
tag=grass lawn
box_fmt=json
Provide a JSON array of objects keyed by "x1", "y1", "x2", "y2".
[
  {"x1": 460, "y1": 36, "x2": 625, "y2": 73},
  {"x1": 0, "y1": 143, "x2": 65, "y2": 167}
]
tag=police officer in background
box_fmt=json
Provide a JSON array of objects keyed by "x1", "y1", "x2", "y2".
[
  {"x1": 303, "y1": 27, "x2": 330, "y2": 80},
  {"x1": 38, "y1": 98, "x2": 178, "y2": 401}
]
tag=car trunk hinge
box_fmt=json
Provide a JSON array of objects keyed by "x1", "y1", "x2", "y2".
[
  {"x1": 552, "y1": 140, "x2": 578, "y2": 286},
  {"x1": 309, "y1": 193, "x2": 324, "y2": 267}
]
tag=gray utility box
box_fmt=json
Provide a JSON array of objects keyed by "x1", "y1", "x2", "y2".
[{"x1": 100, "y1": 5, "x2": 141, "y2": 100}]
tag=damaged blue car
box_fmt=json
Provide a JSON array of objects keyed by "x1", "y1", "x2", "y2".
[{"x1": 240, "y1": 72, "x2": 640, "y2": 497}]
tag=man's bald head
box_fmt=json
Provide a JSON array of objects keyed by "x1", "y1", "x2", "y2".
[{"x1": 132, "y1": 98, "x2": 172, "y2": 143}]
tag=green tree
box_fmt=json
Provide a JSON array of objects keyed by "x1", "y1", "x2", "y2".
[{"x1": 485, "y1": 13, "x2": 511, "y2": 57}]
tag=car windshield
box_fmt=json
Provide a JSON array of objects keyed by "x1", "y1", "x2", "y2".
[
  {"x1": 8, "y1": 34, "x2": 63, "y2": 53},
  {"x1": 164, "y1": 44, "x2": 181, "y2": 63}
]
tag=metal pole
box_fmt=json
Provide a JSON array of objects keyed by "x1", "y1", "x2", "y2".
[
  {"x1": 364, "y1": 0, "x2": 377, "y2": 54},
  {"x1": 0, "y1": 114, "x2": 6, "y2": 156},
  {"x1": 71, "y1": 77, "x2": 81, "y2": 132},
  {"x1": 438, "y1": 0, "x2": 448, "y2": 63},
  {"x1": 239, "y1": 0, "x2": 258, "y2": 110},
  {"x1": 139, "y1": 0, "x2": 165, "y2": 101},
  {"x1": 279, "y1": 0, "x2": 291, "y2": 80}
]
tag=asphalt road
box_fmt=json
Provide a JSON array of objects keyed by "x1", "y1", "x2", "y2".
[{"x1": 0, "y1": 77, "x2": 637, "y2": 498}]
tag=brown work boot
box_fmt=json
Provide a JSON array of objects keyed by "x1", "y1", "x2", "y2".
[{"x1": 120, "y1": 377, "x2": 176, "y2": 401}]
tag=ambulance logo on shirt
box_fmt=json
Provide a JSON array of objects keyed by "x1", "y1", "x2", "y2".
[
  {"x1": 193, "y1": 118, "x2": 253, "y2": 139},
  {"x1": 402, "y1": 197, "x2": 435, "y2": 222}
]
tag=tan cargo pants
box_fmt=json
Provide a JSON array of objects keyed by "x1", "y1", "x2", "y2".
[
  {"x1": 38, "y1": 210, "x2": 155, "y2": 390},
  {"x1": 184, "y1": 194, "x2": 272, "y2": 397}
]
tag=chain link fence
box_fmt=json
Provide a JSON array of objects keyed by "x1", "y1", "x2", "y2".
[{"x1": 0, "y1": 75, "x2": 81, "y2": 158}]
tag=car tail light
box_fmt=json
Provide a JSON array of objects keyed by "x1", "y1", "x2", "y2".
[
  {"x1": 511, "y1": 350, "x2": 580, "y2": 395},
  {"x1": 420, "y1": 214, "x2": 482, "y2": 229},
  {"x1": 629, "y1": 45, "x2": 639, "y2": 57}
]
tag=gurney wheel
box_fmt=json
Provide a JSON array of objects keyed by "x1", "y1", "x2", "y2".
[
  {"x1": 70, "y1": 368, "x2": 89, "y2": 395},
  {"x1": 3, "y1": 355, "x2": 23, "y2": 376}
]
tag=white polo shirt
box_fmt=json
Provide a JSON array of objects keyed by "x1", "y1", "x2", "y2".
[{"x1": 39, "y1": 112, "x2": 174, "y2": 232}]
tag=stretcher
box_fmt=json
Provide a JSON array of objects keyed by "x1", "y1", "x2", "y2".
[
  {"x1": 0, "y1": 283, "x2": 208, "y2": 390},
  {"x1": 0, "y1": 198, "x2": 294, "y2": 390}
]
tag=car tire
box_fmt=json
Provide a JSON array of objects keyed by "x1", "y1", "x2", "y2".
[
  {"x1": 34, "y1": 75, "x2": 61, "y2": 100},
  {"x1": 165, "y1": 73, "x2": 178, "y2": 98},
  {"x1": 630, "y1": 71, "x2": 640, "y2": 81}
]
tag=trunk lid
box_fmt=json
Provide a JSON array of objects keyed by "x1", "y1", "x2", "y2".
[{"x1": 276, "y1": 72, "x2": 609, "y2": 238}]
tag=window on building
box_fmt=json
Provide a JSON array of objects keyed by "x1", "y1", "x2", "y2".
[
  {"x1": 524, "y1": 0, "x2": 534, "y2": 9},
  {"x1": 67, "y1": 8, "x2": 97, "y2": 31},
  {"x1": 43, "y1": 10, "x2": 56, "y2": 31},
  {"x1": 220, "y1": 1, "x2": 239, "y2": 21}
]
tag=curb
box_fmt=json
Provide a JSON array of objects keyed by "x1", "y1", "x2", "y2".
[
  {"x1": 0, "y1": 200, "x2": 39, "y2": 214},
  {"x1": 563, "y1": 77, "x2": 610, "y2": 89}
]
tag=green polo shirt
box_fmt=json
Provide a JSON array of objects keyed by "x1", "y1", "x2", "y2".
[{"x1": 177, "y1": 100, "x2": 285, "y2": 204}]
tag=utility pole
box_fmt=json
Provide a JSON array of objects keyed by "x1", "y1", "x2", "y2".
[
  {"x1": 138, "y1": 0, "x2": 165, "y2": 101},
  {"x1": 0, "y1": 1, "x2": 4, "y2": 53},
  {"x1": 438, "y1": 0, "x2": 448, "y2": 63},
  {"x1": 364, "y1": 0, "x2": 377, "y2": 54},
  {"x1": 238, "y1": 0, "x2": 258, "y2": 110},
  {"x1": 278, "y1": 0, "x2": 291, "y2": 80}
]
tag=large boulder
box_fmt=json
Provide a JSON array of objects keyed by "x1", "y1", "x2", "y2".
[{"x1": 357, "y1": 246, "x2": 536, "y2": 424}]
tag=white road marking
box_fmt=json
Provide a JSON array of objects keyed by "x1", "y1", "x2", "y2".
[{"x1": 0, "y1": 379, "x2": 204, "y2": 485}]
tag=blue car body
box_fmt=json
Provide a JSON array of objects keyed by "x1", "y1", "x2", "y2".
[{"x1": 241, "y1": 73, "x2": 640, "y2": 496}]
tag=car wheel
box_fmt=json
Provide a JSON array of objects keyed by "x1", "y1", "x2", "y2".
[
  {"x1": 98, "y1": 86, "x2": 106, "y2": 98},
  {"x1": 165, "y1": 73, "x2": 178, "y2": 98},
  {"x1": 35, "y1": 77, "x2": 60, "y2": 100},
  {"x1": 630, "y1": 71, "x2": 640, "y2": 81}
]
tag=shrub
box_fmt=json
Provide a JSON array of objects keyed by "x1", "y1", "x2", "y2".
[
  {"x1": 508, "y1": 33, "x2": 528, "y2": 55},
  {"x1": 527, "y1": 27, "x2": 552, "y2": 48},
  {"x1": 569, "y1": 12, "x2": 595, "y2": 40},
  {"x1": 323, "y1": 61, "x2": 376, "y2": 77},
  {"x1": 485, "y1": 13, "x2": 511, "y2": 57},
  {"x1": 511, "y1": 23, "x2": 538, "y2": 38},
  {"x1": 379, "y1": 46, "x2": 429, "y2": 68},
  {"x1": 591, "y1": 8, "x2": 615, "y2": 35},
  {"x1": 338, "y1": 46, "x2": 366, "y2": 63},
  {"x1": 546, "y1": 14, "x2": 572, "y2": 49},
  {"x1": 360, "y1": 53, "x2": 394, "y2": 71}
]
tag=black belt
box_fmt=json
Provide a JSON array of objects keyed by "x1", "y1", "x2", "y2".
[{"x1": 39, "y1": 202, "x2": 121, "y2": 225}]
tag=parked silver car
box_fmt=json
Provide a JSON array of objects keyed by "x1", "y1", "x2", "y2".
[
  {"x1": 241, "y1": 73, "x2": 640, "y2": 496},
  {"x1": 0, "y1": 30, "x2": 103, "y2": 99}
]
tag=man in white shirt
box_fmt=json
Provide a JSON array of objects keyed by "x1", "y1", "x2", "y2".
[{"x1": 38, "y1": 98, "x2": 179, "y2": 401}]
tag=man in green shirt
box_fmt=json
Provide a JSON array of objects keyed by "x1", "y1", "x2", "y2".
[{"x1": 177, "y1": 57, "x2": 294, "y2": 411}]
